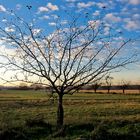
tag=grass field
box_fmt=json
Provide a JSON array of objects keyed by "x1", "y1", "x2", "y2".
[{"x1": 0, "y1": 90, "x2": 140, "y2": 140}]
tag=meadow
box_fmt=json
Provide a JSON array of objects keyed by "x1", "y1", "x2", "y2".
[{"x1": 0, "y1": 90, "x2": 140, "y2": 140}]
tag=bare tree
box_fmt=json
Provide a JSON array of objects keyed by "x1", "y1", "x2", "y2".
[
  {"x1": 92, "y1": 82, "x2": 102, "y2": 93},
  {"x1": 0, "y1": 11, "x2": 136, "y2": 127},
  {"x1": 105, "y1": 75, "x2": 113, "y2": 94},
  {"x1": 119, "y1": 80, "x2": 130, "y2": 94}
]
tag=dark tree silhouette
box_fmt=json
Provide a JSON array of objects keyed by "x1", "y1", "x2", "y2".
[
  {"x1": 137, "y1": 85, "x2": 140, "y2": 94},
  {"x1": 120, "y1": 80, "x2": 130, "y2": 94},
  {"x1": 19, "y1": 82, "x2": 29, "y2": 90},
  {"x1": 92, "y1": 82, "x2": 102, "y2": 93},
  {"x1": 0, "y1": 11, "x2": 136, "y2": 127},
  {"x1": 105, "y1": 75, "x2": 113, "y2": 93}
]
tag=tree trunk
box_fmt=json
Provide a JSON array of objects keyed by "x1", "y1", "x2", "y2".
[
  {"x1": 57, "y1": 94, "x2": 64, "y2": 128},
  {"x1": 123, "y1": 89, "x2": 125, "y2": 94},
  {"x1": 108, "y1": 88, "x2": 110, "y2": 94}
]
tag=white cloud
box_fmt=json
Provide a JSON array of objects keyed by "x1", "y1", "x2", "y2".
[
  {"x1": 88, "y1": 20, "x2": 100, "y2": 28},
  {"x1": 119, "y1": 0, "x2": 140, "y2": 5},
  {"x1": 125, "y1": 20, "x2": 139, "y2": 30},
  {"x1": 66, "y1": 3, "x2": 75, "y2": 8},
  {"x1": 0, "y1": 5, "x2": 6, "y2": 12},
  {"x1": 2, "y1": 19, "x2": 7, "y2": 22},
  {"x1": 61, "y1": 20, "x2": 68, "y2": 25},
  {"x1": 38, "y1": 3, "x2": 59, "y2": 13},
  {"x1": 16, "y1": 4, "x2": 22, "y2": 10},
  {"x1": 93, "y1": 10, "x2": 100, "y2": 16},
  {"x1": 121, "y1": 7, "x2": 128, "y2": 12},
  {"x1": 104, "y1": 13, "x2": 121, "y2": 22},
  {"x1": 32, "y1": 29, "x2": 41, "y2": 35},
  {"x1": 77, "y1": 1, "x2": 95, "y2": 8},
  {"x1": 48, "y1": 22, "x2": 56, "y2": 26},
  {"x1": 0, "y1": 40, "x2": 17, "y2": 56},
  {"x1": 5, "y1": 27, "x2": 15, "y2": 32},
  {"x1": 96, "y1": 2, "x2": 107, "y2": 9},
  {"x1": 129, "y1": 0, "x2": 140, "y2": 5},
  {"x1": 88, "y1": 20, "x2": 96, "y2": 26},
  {"x1": 40, "y1": 15, "x2": 50, "y2": 20},
  {"x1": 104, "y1": 27, "x2": 110, "y2": 35},
  {"x1": 47, "y1": 3, "x2": 59, "y2": 11},
  {"x1": 38, "y1": 6, "x2": 49, "y2": 13},
  {"x1": 66, "y1": 0, "x2": 77, "y2": 2},
  {"x1": 133, "y1": 14, "x2": 139, "y2": 19},
  {"x1": 121, "y1": 7, "x2": 130, "y2": 15},
  {"x1": 51, "y1": 14, "x2": 59, "y2": 19}
]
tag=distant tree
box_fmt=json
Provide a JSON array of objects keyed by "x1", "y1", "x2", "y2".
[
  {"x1": 19, "y1": 83, "x2": 28, "y2": 90},
  {"x1": 30, "y1": 83, "x2": 43, "y2": 90},
  {"x1": 92, "y1": 82, "x2": 102, "y2": 93},
  {"x1": 137, "y1": 84, "x2": 140, "y2": 94},
  {"x1": 119, "y1": 80, "x2": 130, "y2": 94},
  {"x1": 105, "y1": 75, "x2": 113, "y2": 93},
  {"x1": 0, "y1": 10, "x2": 136, "y2": 127}
]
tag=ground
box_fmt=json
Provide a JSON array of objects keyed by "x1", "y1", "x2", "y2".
[{"x1": 0, "y1": 90, "x2": 140, "y2": 140}]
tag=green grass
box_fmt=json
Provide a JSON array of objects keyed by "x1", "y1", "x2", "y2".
[{"x1": 0, "y1": 90, "x2": 140, "y2": 140}]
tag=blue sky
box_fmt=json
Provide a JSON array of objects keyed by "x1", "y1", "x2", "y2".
[
  {"x1": 0, "y1": 0, "x2": 139, "y2": 35},
  {"x1": 0, "y1": 0, "x2": 140, "y2": 84}
]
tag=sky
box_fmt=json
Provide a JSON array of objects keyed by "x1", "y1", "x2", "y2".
[{"x1": 0, "y1": 0, "x2": 140, "y2": 85}]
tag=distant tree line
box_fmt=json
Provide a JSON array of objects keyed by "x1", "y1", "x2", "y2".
[
  {"x1": 1, "y1": 83, "x2": 140, "y2": 93},
  {"x1": 81, "y1": 83, "x2": 140, "y2": 93}
]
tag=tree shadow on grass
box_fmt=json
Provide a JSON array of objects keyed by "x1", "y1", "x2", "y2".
[
  {"x1": 0, "y1": 117, "x2": 52, "y2": 140},
  {"x1": 0, "y1": 120, "x2": 140, "y2": 140}
]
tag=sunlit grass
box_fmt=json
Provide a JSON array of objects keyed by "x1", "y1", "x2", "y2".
[{"x1": 0, "y1": 90, "x2": 140, "y2": 139}]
